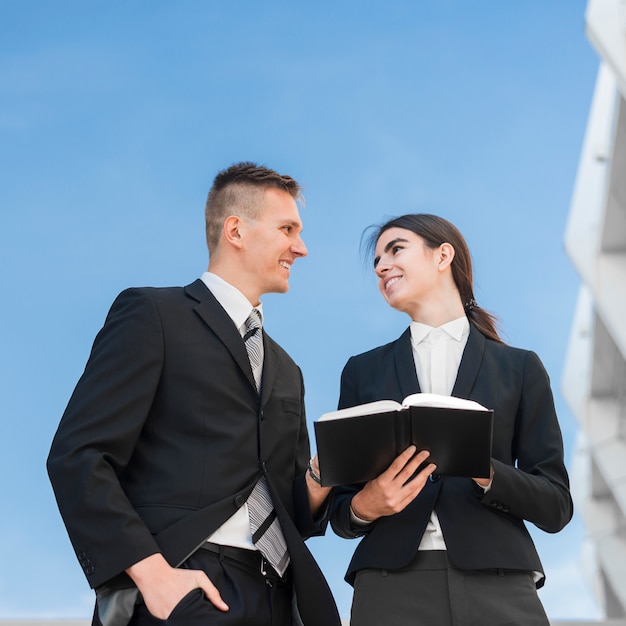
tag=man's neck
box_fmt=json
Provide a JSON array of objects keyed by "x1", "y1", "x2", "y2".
[{"x1": 207, "y1": 264, "x2": 260, "y2": 306}]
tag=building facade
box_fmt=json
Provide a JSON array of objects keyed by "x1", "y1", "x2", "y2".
[{"x1": 562, "y1": 0, "x2": 626, "y2": 619}]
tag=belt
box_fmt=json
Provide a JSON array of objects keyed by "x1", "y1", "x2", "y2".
[
  {"x1": 200, "y1": 542, "x2": 286, "y2": 583},
  {"x1": 401, "y1": 550, "x2": 531, "y2": 577}
]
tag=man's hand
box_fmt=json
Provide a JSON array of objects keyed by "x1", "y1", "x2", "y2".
[
  {"x1": 472, "y1": 462, "x2": 494, "y2": 489},
  {"x1": 305, "y1": 453, "x2": 332, "y2": 515},
  {"x1": 350, "y1": 447, "x2": 436, "y2": 522},
  {"x1": 126, "y1": 553, "x2": 229, "y2": 619}
]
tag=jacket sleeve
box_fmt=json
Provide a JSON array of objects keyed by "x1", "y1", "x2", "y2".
[
  {"x1": 292, "y1": 368, "x2": 334, "y2": 539},
  {"x1": 329, "y1": 356, "x2": 371, "y2": 540},
  {"x1": 47, "y1": 289, "x2": 165, "y2": 589},
  {"x1": 481, "y1": 350, "x2": 573, "y2": 533}
]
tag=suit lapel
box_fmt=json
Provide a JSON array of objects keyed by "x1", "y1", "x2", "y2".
[
  {"x1": 184, "y1": 280, "x2": 257, "y2": 391},
  {"x1": 451, "y1": 324, "x2": 486, "y2": 399},
  {"x1": 393, "y1": 328, "x2": 421, "y2": 399},
  {"x1": 392, "y1": 324, "x2": 486, "y2": 401},
  {"x1": 260, "y1": 335, "x2": 279, "y2": 407}
]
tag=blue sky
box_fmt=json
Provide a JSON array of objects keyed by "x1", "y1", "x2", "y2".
[{"x1": 0, "y1": 0, "x2": 602, "y2": 619}]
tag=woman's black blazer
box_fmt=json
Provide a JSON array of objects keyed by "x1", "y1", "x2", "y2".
[{"x1": 330, "y1": 325, "x2": 573, "y2": 587}]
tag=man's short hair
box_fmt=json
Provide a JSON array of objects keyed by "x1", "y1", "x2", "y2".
[{"x1": 205, "y1": 161, "x2": 302, "y2": 254}]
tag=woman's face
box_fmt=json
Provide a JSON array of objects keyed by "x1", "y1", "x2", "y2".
[{"x1": 373, "y1": 227, "x2": 441, "y2": 316}]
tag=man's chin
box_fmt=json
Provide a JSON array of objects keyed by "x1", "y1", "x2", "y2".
[{"x1": 267, "y1": 283, "x2": 290, "y2": 295}]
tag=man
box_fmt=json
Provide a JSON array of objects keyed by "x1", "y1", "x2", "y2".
[{"x1": 47, "y1": 162, "x2": 340, "y2": 626}]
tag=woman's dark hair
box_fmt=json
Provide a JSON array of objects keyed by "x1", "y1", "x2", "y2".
[{"x1": 365, "y1": 214, "x2": 503, "y2": 343}]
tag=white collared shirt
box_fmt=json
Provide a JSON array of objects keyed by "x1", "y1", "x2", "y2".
[
  {"x1": 201, "y1": 271, "x2": 264, "y2": 331},
  {"x1": 410, "y1": 316, "x2": 469, "y2": 397},
  {"x1": 350, "y1": 317, "x2": 472, "y2": 535},
  {"x1": 200, "y1": 271, "x2": 262, "y2": 550},
  {"x1": 410, "y1": 316, "x2": 469, "y2": 550}
]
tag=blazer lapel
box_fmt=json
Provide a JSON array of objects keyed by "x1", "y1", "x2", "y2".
[
  {"x1": 260, "y1": 335, "x2": 279, "y2": 407},
  {"x1": 392, "y1": 324, "x2": 487, "y2": 401},
  {"x1": 185, "y1": 280, "x2": 257, "y2": 391},
  {"x1": 451, "y1": 324, "x2": 486, "y2": 399},
  {"x1": 393, "y1": 328, "x2": 421, "y2": 400}
]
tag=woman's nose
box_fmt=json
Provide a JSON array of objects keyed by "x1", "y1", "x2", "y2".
[{"x1": 375, "y1": 262, "x2": 389, "y2": 277}]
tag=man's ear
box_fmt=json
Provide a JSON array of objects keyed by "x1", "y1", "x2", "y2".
[
  {"x1": 223, "y1": 215, "x2": 244, "y2": 249},
  {"x1": 438, "y1": 242, "x2": 455, "y2": 271}
]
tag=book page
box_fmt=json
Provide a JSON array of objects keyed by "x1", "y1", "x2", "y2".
[
  {"x1": 318, "y1": 399, "x2": 402, "y2": 421},
  {"x1": 401, "y1": 392, "x2": 489, "y2": 411}
]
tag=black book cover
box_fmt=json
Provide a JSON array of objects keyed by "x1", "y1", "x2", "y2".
[{"x1": 314, "y1": 401, "x2": 493, "y2": 487}]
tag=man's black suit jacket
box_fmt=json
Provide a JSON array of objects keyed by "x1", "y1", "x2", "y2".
[
  {"x1": 48, "y1": 279, "x2": 339, "y2": 625},
  {"x1": 330, "y1": 325, "x2": 573, "y2": 587}
]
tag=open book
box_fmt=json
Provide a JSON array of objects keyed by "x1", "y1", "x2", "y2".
[{"x1": 314, "y1": 393, "x2": 493, "y2": 487}]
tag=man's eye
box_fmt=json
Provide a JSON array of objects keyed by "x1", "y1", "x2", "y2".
[{"x1": 392, "y1": 245, "x2": 402, "y2": 254}]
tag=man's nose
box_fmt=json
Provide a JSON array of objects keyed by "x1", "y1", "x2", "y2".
[{"x1": 293, "y1": 236, "x2": 308, "y2": 258}]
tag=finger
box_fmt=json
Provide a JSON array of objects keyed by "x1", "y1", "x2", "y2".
[
  {"x1": 198, "y1": 577, "x2": 229, "y2": 612},
  {"x1": 403, "y1": 463, "x2": 437, "y2": 494},
  {"x1": 394, "y1": 449, "x2": 431, "y2": 483},
  {"x1": 396, "y1": 463, "x2": 437, "y2": 509},
  {"x1": 417, "y1": 462, "x2": 437, "y2": 482},
  {"x1": 310, "y1": 454, "x2": 321, "y2": 475},
  {"x1": 383, "y1": 445, "x2": 417, "y2": 478}
]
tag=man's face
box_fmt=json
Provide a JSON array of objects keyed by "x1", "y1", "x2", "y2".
[{"x1": 240, "y1": 187, "x2": 308, "y2": 302}]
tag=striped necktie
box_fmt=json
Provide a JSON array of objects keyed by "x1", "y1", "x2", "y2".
[
  {"x1": 243, "y1": 309, "x2": 290, "y2": 576},
  {"x1": 243, "y1": 308, "x2": 264, "y2": 391}
]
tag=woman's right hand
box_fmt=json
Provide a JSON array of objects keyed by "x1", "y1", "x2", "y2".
[{"x1": 350, "y1": 446, "x2": 436, "y2": 522}]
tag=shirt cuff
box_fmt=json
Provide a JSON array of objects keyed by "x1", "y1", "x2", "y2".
[
  {"x1": 474, "y1": 478, "x2": 492, "y2": 492},
  {"x1": 349, "y1": 505, "x2": 373, "y2": 526}
]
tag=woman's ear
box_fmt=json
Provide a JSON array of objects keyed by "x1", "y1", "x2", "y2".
[{"x1": 438, "y1": 242, "x2": 455, "y2": 271}]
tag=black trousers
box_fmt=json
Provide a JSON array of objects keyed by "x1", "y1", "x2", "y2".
[
  {"x1": 350, "y1": 551, "x2": 550, "y2": 626},
  {"x1": 128, "y1": 546, "x2": 292, "y2": 626}
]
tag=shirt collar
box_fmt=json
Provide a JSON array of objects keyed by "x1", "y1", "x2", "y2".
[
  {"x1": 410, "y1": 316, "x2": 469, "y2": 345},
  {"x1": 200, "y1": 271, "x2": 263, "y2": 331}
]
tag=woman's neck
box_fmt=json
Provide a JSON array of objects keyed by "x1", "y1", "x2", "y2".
[{"x1": 407, "y1": 291, "x2": 465, "y2": 328}]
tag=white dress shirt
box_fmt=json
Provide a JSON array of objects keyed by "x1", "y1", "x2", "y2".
[
  {"x1": 410, "y1": 316, "x2": 469, "y2": 550},
  {"x1": 200, "y1": 271, "x2": 262, "y2": 551},
  {"x1": 350, "y1": 316, "x2": 472, "y2": 541}
]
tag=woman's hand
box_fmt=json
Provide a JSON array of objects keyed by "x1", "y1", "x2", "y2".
[{"x1": 350, "y1": 446, "x2": 436, "y2": 522}]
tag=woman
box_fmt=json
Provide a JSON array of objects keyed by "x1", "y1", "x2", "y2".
[{"x1": 330, "y1": 214, "x2": 573, "y2": 626}]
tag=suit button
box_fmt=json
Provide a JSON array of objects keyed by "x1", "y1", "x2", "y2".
[
  {"x1": 429, "y1": 474, "x2": 441, "y2": 482},
  {"x1": 85, "y1": 565, "x2": 95, "y2": 575},
  {"x1": 502, "y1": 505, "x2": 510, "y2": 513},
  {"x1": 490, "y1": 500, "x2": 499, "y2": 508},
  {"x1": 234, "y1": 495, "x2": 245, "y2": 507}
]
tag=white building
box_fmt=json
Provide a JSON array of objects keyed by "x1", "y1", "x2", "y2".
[{"x1": 562, "y1": 0, "x2": 626, "y2": 620}]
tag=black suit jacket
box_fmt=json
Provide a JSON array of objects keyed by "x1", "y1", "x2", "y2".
[
  {"x1": 48, "y1": 279, "x2": 340, "y2": 626},
  {"x1": 330, "y1": 325, "x2": 573, "y2": 588}
]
